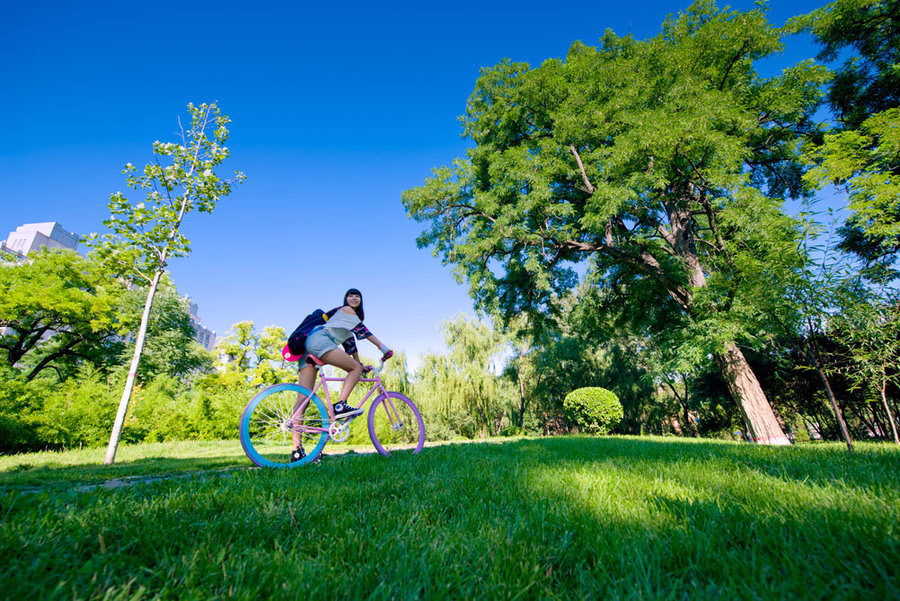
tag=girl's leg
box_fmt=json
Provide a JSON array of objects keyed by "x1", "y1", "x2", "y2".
[
  {"x1": 292, "y1": 363, "x2": 318, "y2": 451},
  {"x1": 298, "y1": 363, "x2": 317, "y2": 391},
  {"x1": 321, "y1": 347, "x2": 364, "y2": 402}
]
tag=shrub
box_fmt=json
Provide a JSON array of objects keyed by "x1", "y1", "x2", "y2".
[
  {"x1": 39, "y1": 366, "x2": 118, "y2": 448},
  {"x1": 500, "y1": 426, "x2": 526, "y2": 437},
  {"x1": 0, "y1": 369, "x2": 46, "y2": 452},
  {"x1": 563, "y1": 387, "x2": 623, "y2": 434}
]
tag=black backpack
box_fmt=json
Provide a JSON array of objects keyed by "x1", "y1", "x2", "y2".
[{"x1": 287, "y1": 309, "x2": 328, "y2": 355}]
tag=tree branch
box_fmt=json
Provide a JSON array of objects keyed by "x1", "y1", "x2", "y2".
[{"x1": 570, "y1": 144, "x2": 595, "y2": 195}]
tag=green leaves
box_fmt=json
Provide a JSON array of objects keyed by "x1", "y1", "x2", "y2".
[
  {"x1": 217, "y1": 321, "x2": 294, "y2": 387},
  {"x1": 0, "y1": 250, "x2": 127, "y2": 379},
  {"x1": 805, "y1": 107, "x2": 900, "y2": 247}
]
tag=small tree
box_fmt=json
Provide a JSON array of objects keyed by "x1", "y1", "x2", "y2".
[
  {"x1": 87, "y1": 103, "x2": 245, "y2": 464},
  {"x1": 563, "y1": 387, "x2": 623, "y2": 435},
  {"x1": 836, "y1": 293, "x2": 900, "y2": 443}
]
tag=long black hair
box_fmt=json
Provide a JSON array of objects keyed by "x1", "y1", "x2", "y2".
[{"x1": 342, "y1": 287, "x2": 364, "y2": 321}]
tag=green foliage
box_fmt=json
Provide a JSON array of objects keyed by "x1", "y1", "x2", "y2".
[
  {"x1": 377, "y1": 350, "x2": 413, "y2": 397},
  {"x1": 403, "y1": 2, "x2": 827, "y2": 444},
  {"x1": 190, "y1": 370, "x2": 256, "y2": 439},
  {"x1": 805, "y1": 108, "x2": 900, "y2": 255},
  {"x1": 404, "y1": 2, "x2": 825, "y2": 331},
  {"x1": 793, "y1": 0, "x2": 900, "y2": 130},
  {"x1": 413, "y1": 314, "x2": 516, "y2": 439},
  {"x1": 797, "y1": 0, "x2": 900, "y2": 271},
  {"x1": 128, "y1": 374, "x2": 190, "y2": 443},
  {"x1": 117, "y1": 281, "x2": 214, "y2": 380},
  {"x1": 0, "y1": 249, "x2": 125, "y2": 379},
  {"x1": 84, "y1": 103, "x2": 245, "y2": 463},
  {"x1": 217, "y1": 321, "x2": 294, "y2": 385},
  {"x1": 38, "y1": 366, "x2": 120, "y2": 448},
  {"x1": 563, "y1": 387, "x2": 624, "y2": 434},
  {"x1": 0, "y1": 367, "x2": 46, "y2": 452}
]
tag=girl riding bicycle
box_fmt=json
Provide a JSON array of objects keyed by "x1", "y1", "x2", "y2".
[{"x1": 292, "y1": 288, "x2": 392, "y2": 460}]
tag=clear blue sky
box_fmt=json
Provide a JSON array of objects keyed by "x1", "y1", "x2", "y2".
[{"x1": 1, "y1": 0, "x2": 829, "y2": 370}]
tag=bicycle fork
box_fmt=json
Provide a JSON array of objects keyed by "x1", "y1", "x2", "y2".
[{"x1": 379, "y1": 392, "x2": 405, "y2": 431}]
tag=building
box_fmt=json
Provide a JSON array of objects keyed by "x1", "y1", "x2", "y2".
[
  {"x1": 2, "y1": 222, "x2": 80, "y2": 256},
  {"x1": 187, "y1": 299, "x2": 217, "y2": 352}
]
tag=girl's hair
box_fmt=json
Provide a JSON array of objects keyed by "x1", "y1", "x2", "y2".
[{"x1": 343, "y1": 288, "x2": 364, "y2": 321}]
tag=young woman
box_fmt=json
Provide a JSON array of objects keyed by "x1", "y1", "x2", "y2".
[{"x1": 292, "y1": 288, "x2": 392, "y2": 461}]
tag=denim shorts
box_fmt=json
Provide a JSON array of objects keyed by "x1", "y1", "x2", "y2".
[{"x1": 304, "y1": 327, "x2": 340, "y2": 358}]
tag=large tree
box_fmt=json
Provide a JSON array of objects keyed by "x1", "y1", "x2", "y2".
[
  {"x1": 403, "y1": 1, "x2": 827, "y2": 444},
  {"x1": 87, "y1": 103, "x2": 244, "y2": 464}
]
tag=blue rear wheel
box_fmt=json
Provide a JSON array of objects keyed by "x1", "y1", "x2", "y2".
[{"x1": 239, "y1": 383, "x2": 329, "y2": 467}]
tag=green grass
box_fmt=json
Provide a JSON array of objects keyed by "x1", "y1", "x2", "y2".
[
  {"x1": 0, "y1": 440, "x2": 249, "y2": 490},
  {"x1": 1, "y1": 437, "x2": 898, "y2": 599}
]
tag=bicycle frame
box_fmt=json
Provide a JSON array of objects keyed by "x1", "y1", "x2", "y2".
[{"x1": 291, "y1": 360, "x2": 406, "y2": 440}]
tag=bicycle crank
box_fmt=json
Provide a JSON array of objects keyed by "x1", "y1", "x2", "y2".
[{"x1": 329, "y1": 420, "x2": 350, "y2": 443}]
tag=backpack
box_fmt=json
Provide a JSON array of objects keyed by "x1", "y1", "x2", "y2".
[{"x1": 286, "y1": 309, "x2": 329, "y2": 355}]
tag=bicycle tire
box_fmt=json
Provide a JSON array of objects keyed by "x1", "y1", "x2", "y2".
[
  {"x1": 239, "y1": 383, "x2": 329, "y2": 467},
  {"x1": 367, "y1": 391, "x2": 425, "y2": 456}
]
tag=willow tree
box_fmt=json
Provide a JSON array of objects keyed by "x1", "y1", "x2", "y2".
[
  {"x1": 88, "y1": 103, "x2": 245, "y2": 464},
  {"x1": 403, "y1": 1, "x2": 827, "y2": 444}
]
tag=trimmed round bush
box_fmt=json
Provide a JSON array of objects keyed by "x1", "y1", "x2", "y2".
[{"x1": 563, "y1": 387, "x2": 623, "y2": 434}]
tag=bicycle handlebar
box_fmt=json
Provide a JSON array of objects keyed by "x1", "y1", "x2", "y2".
[{"x1": 366, "y1": 355, "x2": 391, "y2": 376}]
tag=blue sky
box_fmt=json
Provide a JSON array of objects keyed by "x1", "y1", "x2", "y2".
[{"x1": 1, "y1": 0, "x2": 830, "y2": 370}]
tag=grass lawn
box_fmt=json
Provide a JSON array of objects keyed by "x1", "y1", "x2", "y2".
[{"x1": 1, "y1": 436, "x2": 898, "y2": 599}]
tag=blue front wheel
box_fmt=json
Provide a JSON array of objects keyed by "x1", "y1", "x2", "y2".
[{"x1": 239, "y1": 383, "x2": 329, "y2": 468}]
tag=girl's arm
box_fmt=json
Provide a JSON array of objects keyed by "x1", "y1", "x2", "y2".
[{"x1": 366, "y1": 334, "x2": 392, "y2": 359}]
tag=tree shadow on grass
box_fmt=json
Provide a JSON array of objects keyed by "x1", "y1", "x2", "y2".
[
  {"x1": 517, "y1": 435, "x2": 900, "y2": 495},
  {"x1": 0, "y1": 449, "x2": 251, "y2": 492}
]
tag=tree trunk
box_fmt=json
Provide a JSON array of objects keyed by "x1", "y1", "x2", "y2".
[
  {"x1": 104, "y1": 266, "x2": 164, "y2": 465},
  {"x1": 715, "y1": 342, "x2": 791, "y2": 445},
  {"x1": 812, "y1": 359, "x2": 853, "y2": 451},
  {"x1": 804, "y1": 331, "x2": 853, "y2": 451},
  {"x1": 880, "y1": 366, "x2": 900, "y2": 444},
  {"x1": 665, "y1": 378, "x2": 698, "y2": 437},
  {"x1": 517, "y1": 367, "x2": 527, "y2": 428}
]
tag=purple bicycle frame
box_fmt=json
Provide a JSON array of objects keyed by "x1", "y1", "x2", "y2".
[{"x1": 291, "y1": 359, "x2": 406, "y2": 439}]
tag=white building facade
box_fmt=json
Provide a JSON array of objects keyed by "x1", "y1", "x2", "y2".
[
  {"x1": 187, "y1": 300, "x2": 217, "y2": 352},
  {"x1": 2, "y1": 222, "x2": 80, "y2": 256}
]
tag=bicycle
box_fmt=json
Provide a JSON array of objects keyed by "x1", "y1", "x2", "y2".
[{"x1": 239, "y1": 352, "x2": 425, "y2": 467}]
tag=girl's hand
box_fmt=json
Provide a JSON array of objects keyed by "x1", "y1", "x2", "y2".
[{"x1": 381, "y1": 350, "x2": 393, "y2": 361}]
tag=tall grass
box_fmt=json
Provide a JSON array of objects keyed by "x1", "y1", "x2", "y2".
[{"x1": 1, "y1": 437, "x2": 897, "y2": 599}]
